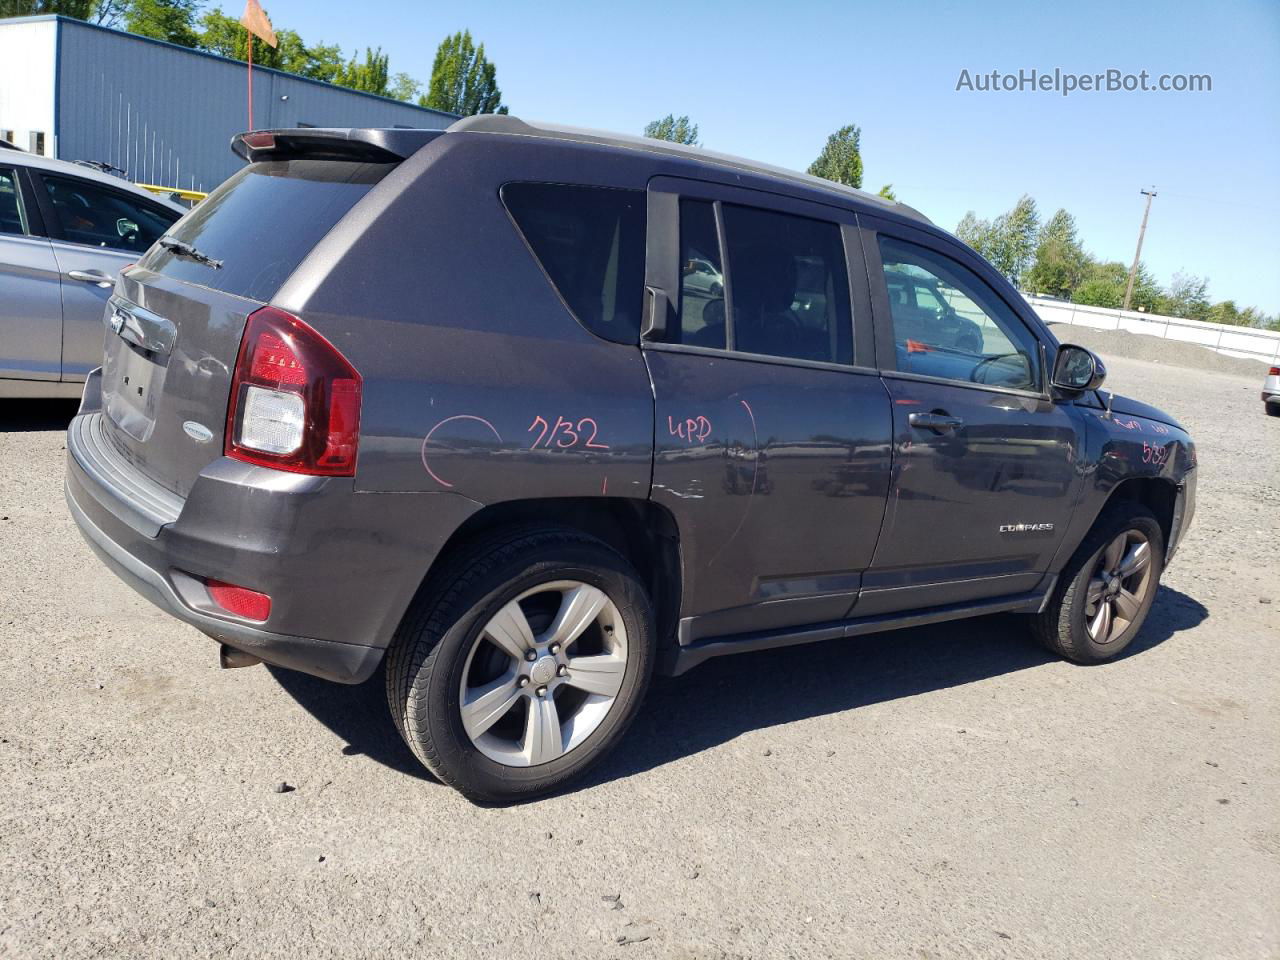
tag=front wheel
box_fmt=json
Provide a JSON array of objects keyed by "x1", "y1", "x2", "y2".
[
  {"x1": 386, "y1": 529, "x2": 654, "y2": 802},
  {"x1": 1032, "y1": 504, "x2": 1164, "y2": 663}
]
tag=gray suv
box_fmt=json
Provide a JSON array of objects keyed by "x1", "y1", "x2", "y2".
[{"x1": 66, "y1": 118, "x2": 1197, "y2": 801}]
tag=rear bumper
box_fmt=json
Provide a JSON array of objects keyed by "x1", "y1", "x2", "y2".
[{"x1": 65, "y1": 371, "x2": 479, "y2": 683}]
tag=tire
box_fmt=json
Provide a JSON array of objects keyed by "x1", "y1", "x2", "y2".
[
  {"x1": 385, "y1": 527, "x2": 655, "y2": 802},
  {"x1": 1032, "y1": 504, "x2": 1164, "y2": 664},
  {"x1": 1266, "y1": 403, "x2": 1280, "y2": 418}
]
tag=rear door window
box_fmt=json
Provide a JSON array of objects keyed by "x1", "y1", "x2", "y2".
[
  {"x1": 501, "y1": 182, "x2": 646, "y2": 344},
  {"x1": 721, "y1": 204, "x2": 853, "y2": 365},
  {"x1": 39, "y1": 173, "x2": 175, "y2": 252},
  {"x1": 139, "y1": 158, "x2": 392, "y2": 303}
]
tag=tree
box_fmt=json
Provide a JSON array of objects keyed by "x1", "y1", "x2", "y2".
[
  {"x1": 422, "y1": 30, "x2": 507, "y2": 115},
  {"x1": 644, "y1": 114, "x2": 699, "y2": 145},
  {"x1": 1207, "y1": 300, "x2": 1242, "y2": 326},
  {"x1": 92, "y1": 0, "x2": 129, "y2": 27},
  {"x1": 1073, "y1": 277, "x2": 1124, "y2": 309},
  {"x1": 1159, "y1": 272, "x2": 1210, "y2": 321},
  {"x1": 807, "y1": 124, "x2": 862, "y2": 189},
  {"x1": 125, "y1": 0, "x2": 199, "y2": 47},
  {"x1": 336, "y1": 46, "x2": 389, "y2": 96},
  {"x1": 0, "y1": 0, "x2": 93, "y2": 17},
  {"x1": 197, "y1": 11, "x2": 355, "y2": 84},
  {"x1": 989, "y1": 194, "x2": 1040, "y2": 286},
  {"x1": 956, "y1": 211, "x2": 995, "y2": 256},
  {"x1": 1074, "y1": 260, "x2": 1161, "y2": 312},
  {"x1": 388, "y1": 72, "x2": 421, "y2": 102},
  {"x1": 877, "y1": 184, "x2": 897, "y2": 202},
  {"x1": 1025, "y1": 209, "x2": 1089, "y2": 299}
]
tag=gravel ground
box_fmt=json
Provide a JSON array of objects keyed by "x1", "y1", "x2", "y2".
[{"x1": 2, "y1": 354, "x2": 1277, "y2": 960}]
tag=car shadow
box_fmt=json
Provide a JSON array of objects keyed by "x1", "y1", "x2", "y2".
[
  {"x1": 268, "y1": 585, "x2": 1207, "y2": 797},
  {"x1": 0, "y1": 399, "x2": 80, "y2": 432}
]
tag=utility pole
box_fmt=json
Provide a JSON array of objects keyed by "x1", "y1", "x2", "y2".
[{"x1": 1123, "y1": 187, "x2": 1157, "y2": 310}]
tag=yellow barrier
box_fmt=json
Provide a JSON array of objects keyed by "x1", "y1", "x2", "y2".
[{"x1": 136, "y1": 183, "x2": 208, "y2": 204}]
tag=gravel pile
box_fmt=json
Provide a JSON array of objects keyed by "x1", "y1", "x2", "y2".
[{"x1": 1049, "y1": 323, "x2": 1276, "y2": 378}]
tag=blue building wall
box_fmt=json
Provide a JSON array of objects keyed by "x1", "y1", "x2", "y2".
[{"x1": 52, "y1": 17, "x2": 455, "y2": 192}]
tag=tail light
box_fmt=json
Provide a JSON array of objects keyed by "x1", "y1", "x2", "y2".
[
  {"x1": 225, "y1": 306, "x2": 362, "y2": 475},
  {"x1": 1270, "y1": 367, "x2": 1280, "y2": 376},
  {"x1": 206, "y1": 578, "x2": 271, "y2": 621}
]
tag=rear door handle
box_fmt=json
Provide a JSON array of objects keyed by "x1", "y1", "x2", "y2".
[
  {"x1": 908, "y1": 411, "x2": 965, "y2": 433},
  {"x1": 67, "y1": 269, "x2": 114, "y2": 287}
]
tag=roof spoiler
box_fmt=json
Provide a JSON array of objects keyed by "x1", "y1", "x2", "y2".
[{"x1": 231, "y1": 128, "x2": 444, "y2": 164}]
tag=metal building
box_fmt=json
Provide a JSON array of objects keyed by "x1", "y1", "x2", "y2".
[{"x1": 0, "y1": 15, "x2": 456, "y2": 193}]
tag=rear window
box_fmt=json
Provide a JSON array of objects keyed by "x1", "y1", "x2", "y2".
[
  {"x1": 140, "y1": 158, "x2": 391, "y2": 303},
  {"x1": 501, "y1": 182, "x2": 646, "y2": 344}
]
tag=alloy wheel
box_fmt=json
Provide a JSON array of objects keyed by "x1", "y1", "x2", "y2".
[
  {"x1": 458, "y1": 580, "x2": 628, "y2": 767},
  {"x1": 1084, "y1": 529, "x2": 1153, "y2": 644}
]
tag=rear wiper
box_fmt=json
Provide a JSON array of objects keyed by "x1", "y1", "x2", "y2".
[{"x1": 158, "y1": 236, "x2": 222, "y2": 269}]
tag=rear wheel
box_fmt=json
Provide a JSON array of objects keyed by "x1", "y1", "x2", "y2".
[
  {"x1": 1032, "y1": 505, "x2": 1164, "y2": 663},
  {"x1": 386, "y1": 528, "x2": 654, "y2": 802}
]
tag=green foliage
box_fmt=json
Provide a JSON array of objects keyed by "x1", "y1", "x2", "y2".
[
  {"x1": 125, "y1": 0, "x2": 199, "y2": 47},
  {"x1": 423, "y1": 30, "x2": 507, "y2": 116},
  {"x1": 955, "y1": 195, "x2": 1040, "y2": 286},
  {"x1": 1207, "y1": 300, "x2": 1241, "y2": 326},
  {"x1": 1073, "y1": 277, "x2": 1124, "y2": 309},
  {"x1": 1157, "y1": 272, "x2": 1211, "y2": 322},
  {"x1": 0, "y1": 0, "x2": 94, "y2": 18},
  {"x1": 807, "y1": 124, "x2": 862, "y2": 189},
  {"x1": 877, "y1": 184, "x2": 897, "y2": 202},
  {"x1": 197, "y1": 10, "x2": 357, "y2": 85},
  {"x1": 644, "y1": 115, "x2": 700, "y2": 145},
  {"x1": 1025, "y1": 209, "x2": 1089, "y2": 299},
  {"x1": 336, "y1": 46, "x2": 389, "y2": 96},
  {"x1": 388, "y1": 72, "x2": 421, "y2": 102},
  {"x1": 1073, "y1": 260, "x2": 1161, "y2": 312},
  {"x1": 962, "y1": 194, "x2": 1267, "y2": 326}
]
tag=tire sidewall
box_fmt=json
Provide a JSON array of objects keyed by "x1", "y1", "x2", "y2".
[
  {"x1": 1061, "y1": 512, "x2": 1164, "y2": 661},
  {"x1": 413, "y1": 541, "x2": 653, "y2": 799}
]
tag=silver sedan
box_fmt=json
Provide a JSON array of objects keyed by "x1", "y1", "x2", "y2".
[{"x1": 1, "y1": 150, "x2": 183, "y2": 398}]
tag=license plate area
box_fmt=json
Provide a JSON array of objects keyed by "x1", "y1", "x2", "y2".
[{"x1": 103, "y1": 337, "x2": 168, "y2": 443}]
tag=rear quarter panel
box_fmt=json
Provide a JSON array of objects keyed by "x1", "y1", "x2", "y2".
[{"x1": 274, "y1": 135, "x2": 657, "y2": 504}]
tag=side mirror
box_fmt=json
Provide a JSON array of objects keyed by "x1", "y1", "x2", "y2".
[{"x1": 1051, "y1": 344, "x2": 1106, "y2": 393}]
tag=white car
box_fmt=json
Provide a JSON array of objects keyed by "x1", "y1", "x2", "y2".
[{"x1": 1264, "y1": 365, "x2": 1280, "y2": 417}]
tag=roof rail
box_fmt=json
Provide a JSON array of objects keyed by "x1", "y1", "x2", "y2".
[{"x1": 447, "y1": 114, "x2": 931, "y2": 224}]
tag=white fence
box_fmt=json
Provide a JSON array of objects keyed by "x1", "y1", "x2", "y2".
[{"x1": 1025, "y1": 296, "x2": 1280, "y2": 365}]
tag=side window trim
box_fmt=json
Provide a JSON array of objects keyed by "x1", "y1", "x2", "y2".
[
  {"x1": 644, "y1": 175, "x2": 872, "y2": 369},
  {"x1": 0, "y1": 166, "x2": 28, "y2": 236},
  {"x1": 713, "y1": 199, "x2": 735, "y2": 352},
  {"x1": 862, "y1": 214, "x2": 1048, "y2": 394},
  {"x1": 11, "y1": 166, "x2": 48, "y2": 237}
]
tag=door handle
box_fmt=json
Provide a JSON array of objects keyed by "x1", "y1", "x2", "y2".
[
  {"x1": 908, "y1": 411, "x2": 965, "y2": 433},
  {"x1": 67, "y1": 269, "x2": 114, "y2": 287}
]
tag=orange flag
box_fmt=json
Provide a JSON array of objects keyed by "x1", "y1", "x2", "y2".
[{"x1": 240, "y1": 0, "x2": 277, "y2": 48}]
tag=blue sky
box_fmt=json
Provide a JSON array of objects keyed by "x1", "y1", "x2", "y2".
[{"x1": 254, "y1": 0, "x2": 1279, "y2": 312}]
